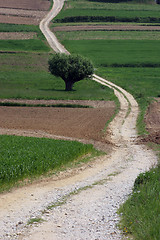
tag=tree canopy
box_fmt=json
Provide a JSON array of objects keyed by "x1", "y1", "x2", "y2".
[{"x1": 48, "y1": 53, "x2": 94, "y2": 91}]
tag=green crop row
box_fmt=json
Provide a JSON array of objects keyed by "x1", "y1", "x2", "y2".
[
  {"x1": 0, "y1": 39, "x2": 50, "y2": 52},
  {"x1": 0, "y1": 135, "x2": 100, "y2": 193},
  {"x1": 62, "y1": 39, "x2": 160, "y2": 67},
  {"x1": 54, "y1": 16, "x2": 160, "y2": 23},
  {"x1": 0, "y1": 23, "x2": 40, "y2": 33},
  {"x1": 55, "y1": 30, "x2": 160, "y2": 41},
  {"x1": 54, "y1": 0, "x2": 160, "y2": 23}
]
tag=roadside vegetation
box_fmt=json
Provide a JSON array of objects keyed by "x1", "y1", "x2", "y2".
[
  {"x1": 118, "y1": 144, "x2": 160, "y2": 240},
  {"x1": 0, "y1": 135, "x2": 101, "y2": 193}
]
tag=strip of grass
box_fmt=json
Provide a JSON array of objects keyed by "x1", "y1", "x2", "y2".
[
  {"x1": 0, "y1": 102, "x2": 92, "y2": 108},
  {"x1": 0, "y1": 23, "x2": 40, "y2": 33},
  {"x1": 0, "y1": 39, "x2": 50, "y2": 52},
  {"x1": 0, "y1": 135, "x2": 101, "y2": 193},
  {"x1": 118, "y1": 144, "x2": 160, "y2": 240},
  {"x1": 55, "y1": 30, "x2": 160, "y2": 41},
  {"x1": 0, "y1": 53, "x2": 50, "y2": 72},
  {"x1": 0, "y1": 23, "x2": 44, "y2": 40},
  {"x1": 62, "y1": 39, "x2": 160, "y2": 67}
]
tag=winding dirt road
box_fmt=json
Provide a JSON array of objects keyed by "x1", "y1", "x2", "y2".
[{"x1": 0, "y1": 1, "x2": 158, "y2": 239}]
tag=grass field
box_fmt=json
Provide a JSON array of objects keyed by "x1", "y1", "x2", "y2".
[
  {"x1": 54, "y1": 0, "x2": 160, "y2": 23},
  {"x1": 0, "y1": 39, "x2": 50, "y2": 52},
  {"x1": 0, "y1": 51, "x2": 117, "y2": 101},
  {"x1": 0, "y1": 23, "x2": 41, "y2": 33},
  {"x1": 0, "y1": 135, "x2": 100, "y2": 193}
]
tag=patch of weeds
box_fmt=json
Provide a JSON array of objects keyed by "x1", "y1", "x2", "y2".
[{"x1": 27, "y1": 217, "x2": 44, "y2": 225}]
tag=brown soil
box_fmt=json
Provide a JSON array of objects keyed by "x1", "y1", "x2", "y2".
[
  {"x1": 0, "y1": 14, "x2": 44, "y2": 25},
  {"x1": 53, "y1": 24, "x2": 160, "y2": 32},
  {"x1": 0, "y1": 32, "x2": 37, "y2": 40},
  {"x1": 0, "y1": 100, "x2": 115, "y2": 143},
  {"x1": 142, "y1": 98, "x2": 160, "y2": 144},
  {"x1": 0, "y1": 0, "x2": 50, "y2": 25},
  {"x1": 0, "y1": 0, "x2": 50, "y2": 11}
]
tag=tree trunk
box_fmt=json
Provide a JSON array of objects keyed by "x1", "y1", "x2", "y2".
[{"x1": 65, "y1": 81, "x2": 74, "y2": 91}]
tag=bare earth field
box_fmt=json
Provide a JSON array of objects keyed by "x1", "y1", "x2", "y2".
[
  {"x1": 0, "y1": 100, "x2": 115, "y2": 144},
  {"x1": 0, "y1": 32, "x2": 37, "y2": 40},
  {"x1": 0, "y1": 98, "x2": 159, "y2": 145},
  {"x1": 53, "y1": 24, "x2": 160, "y2": 32},
  {"x1": 0, "y1": 0, "x2": 50, "y2": 11},
  {"x1": 0, "y1": 0, "x2": 50, "y2": 25}
]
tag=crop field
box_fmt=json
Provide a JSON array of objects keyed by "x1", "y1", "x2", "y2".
[
  {"x1": 0, "y1": 0, "x2": 50, "y2": 25},
  {"x1": 62, "y1": 39, "x2": 160, "y2": 67},
  {"x1": 0, "y1": 0, "x2": 50, "y2": 11},
  {"x1": 56, "y1": 30, "x2": 160, "y2": 41},
  {"x1": 0, "y1": 39, "x2": 50, "y2": 52},
  {"x1": 0, "y1": 135, "x2": 98, "y2": 193},
  {"x1": 0, "y1": 23, "x2": 41, "y2": 33},
  {"x1": 54, "y1": 0, "x2": 160, "y2": 23}
]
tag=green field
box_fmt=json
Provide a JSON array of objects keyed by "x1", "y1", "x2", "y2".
[
  {"x1": 0, "y1": 135, "x2": 100, "y2": 193},
  {"x1": 0, "y1": 51, "x2": 116, "y2": 101},
  {"x1": 0, "y1": 39, "x2": 50, "y2": 52},
  {"x1": 0, "y1": 23, "x2": 41, "y2": 33},
  {"x1": 119, "y1": 144, "x2": 160, "y2": 240},
  {"x1": 54, "y1": 0, "x2": 160, "y2": 23},
  {"x1": 62, "y1": 39, "x2": 160, "y2": 67}
]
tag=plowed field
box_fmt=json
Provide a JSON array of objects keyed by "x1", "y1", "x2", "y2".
[
  {"x1": 0, "y1": 0, "x2": 49, "y2": 11},
  {"x1": 0, "y1": 100, "x2": 115, "y2": 143},
  {"x1": 0, "y1": 0, "x2": 50, "y2": 25}
]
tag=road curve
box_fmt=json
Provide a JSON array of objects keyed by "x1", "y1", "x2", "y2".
[{"x1": 39, "y1": 0, "x2": 69, "y2": 54}]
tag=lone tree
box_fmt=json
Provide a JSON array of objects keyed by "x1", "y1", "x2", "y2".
[{"x1": 48, "y1": 53, "x2": 94, "y2": 91}]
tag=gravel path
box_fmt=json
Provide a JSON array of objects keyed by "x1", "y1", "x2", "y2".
[{"x1": 0, "y1": 0, "x2": 158, "y2": 239}]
